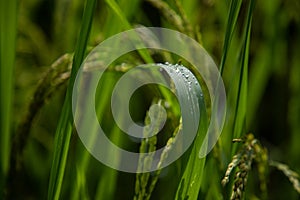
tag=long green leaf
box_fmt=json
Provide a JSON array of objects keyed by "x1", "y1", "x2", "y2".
[
  {"x1": 218, "y1": 0, "x2": 255, "y2": 159},
  {"x1": 216, "y1": 0, "x2": 244, "y2": 159},
  {"x1": 231, "y1": 0, "x2": 255, "y2": 154},
  {"x1": 72, "y1": 72, "x2": 120, "y2": 200},
  {"x1": 227, "y1": 0, "x2": 255, "y2": 159},
  {"x1": 175, "y1": 97, "x2": 208, "y2": 200},
  {"x1": 174, "y1": 67, "x2": 209, "y2": 200},
  {"x1": 105, "y1": 0, "x2": 153, "y2": 64},
  {"x1": 0, "y1": 0, "x2": 18, "y2": 194},
  {"x1": 219, "y1": 0, "x2": 242, "y2": 75},
  {"x1": 47, "y1": 0, "x2": 97, "y2": 199}
]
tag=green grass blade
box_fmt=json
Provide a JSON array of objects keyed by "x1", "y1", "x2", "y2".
[
  {"x1": 219, "y1": 0, "x2": 242, "y2": 75},
  {"x1": 72, "y1": 72, "x2": 120, "y2": 200},
  {"x1": 175, "y1": 92, "x2": 208, "y2": 200},
  {"x1": 101, "y1": 0, "x2": 140, "y2": 38},
  {"x1": 47, "y1": 0, "x2": 97, "y2": 199},
  {"x1": 71, "y1": 2, "x2": 145, "y2": 196},
  {"x1": 172, "y1": 66, "x2": 208, "y2": 199},
  {"x1": 231, "y1": 0, "x2": 255, "y2": 151},
  {"x1": 214, "y1": 0, "x2": 242, "y2": 156},
  {"x1": 218, "y1": 0, "x2": 255, "y2": 159},
  {"x1": 105, "y1": 0, "x2": 153, "y2": 64},
  {"x1": 0, "y1": 0, "x2": 18, "y2": 192},
  {"x1": 105, "y1": 0, "x2": 131, "y2": 30}
]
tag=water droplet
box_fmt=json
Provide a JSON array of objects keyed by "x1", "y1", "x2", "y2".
[{"x1": 164, "y1": 101, "x2": 170, "y2": 108}]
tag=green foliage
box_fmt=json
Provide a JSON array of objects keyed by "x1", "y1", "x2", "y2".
[
  {"x1": 174, "y1": 92, "x2": 208, "y2": 200},
  {"x1": 0, "y1": 0, "x2": 18, "y2": 196},
  {"x1": 1, "y1": 0, "x2": 300, "y2": 199},
  {"x1": 48, "y1": 0, "x2": 97, "y2": 199},
  {"x1": 222, "y1": 134, "x2": 268, "y2": 200},
  {"x1": 231, "y1": 0, "x2": 255, "y2": 154}
]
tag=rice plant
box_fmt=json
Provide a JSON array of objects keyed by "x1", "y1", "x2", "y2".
[{"x1": 1, "y1": 0, "x2": 300, "y2": 199}]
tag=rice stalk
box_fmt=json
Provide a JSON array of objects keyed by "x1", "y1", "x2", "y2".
[
  {"x1": 269, "y1": 160, "x2": 300, "y2": 194},
  {"x1": 222, "y1": 133, "x2": 268, "y2": 200}
]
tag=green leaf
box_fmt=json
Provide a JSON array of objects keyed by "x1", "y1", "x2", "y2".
[
  {"x1": 169, "y1": 65, "x2": 208, "y2": 200},
  {"x1": 219, "y1": 0, "x2": 243, "y2": 75},
  {"x1": 231, "y1": 0, "x2": 255, "y2": 152},
  {"x1": 47, "y1": 0, "x2": 97, "y2": 199},
  {"x1": 0, "y1": 0, "x2": 18, "y2": 192},
  {"x1": 105, "y1": 0, "x2": 154, "y2": 64}
]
